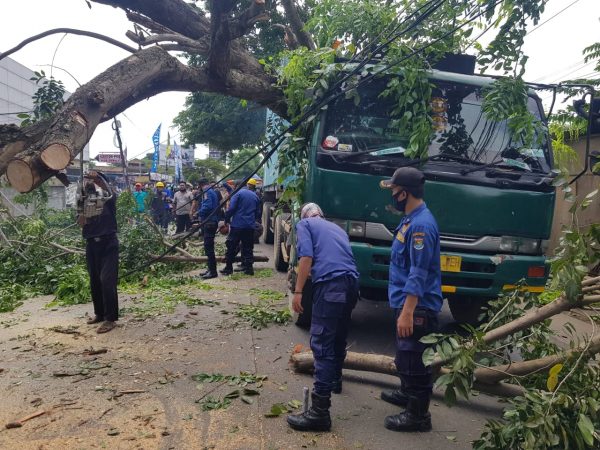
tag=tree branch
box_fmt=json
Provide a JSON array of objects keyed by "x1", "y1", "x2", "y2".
[
  {"x1": 280, "y1": 0, "x2": 316, "y2": 50},
  {"x1": 0, "y1": 28, "x2": 136, "y2": 62},
  {"x1": 0, "y1": 45, "x2": 285, "y2": 192},
  {"x1": 91, "y1": 0, "x2": 210, "y2": 39},
  {"x1": 125, "y1": 30, "x2": 209, "y2": 54}
]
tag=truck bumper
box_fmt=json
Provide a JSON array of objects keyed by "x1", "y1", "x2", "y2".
[{"x1": 351, "y1": 242, "x2": 548, "y2": 298}]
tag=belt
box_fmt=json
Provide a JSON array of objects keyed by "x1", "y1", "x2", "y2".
[{"x1": 88, "y1": 233, "x2": 116, "y2": 243}]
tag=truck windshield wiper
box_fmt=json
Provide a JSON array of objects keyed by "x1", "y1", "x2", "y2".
[
  {"x1": 460, "y1": 158, "x2": 532, "y2": 175},
  {"x1": 334, "y1": 144, "x2": 406, "y2": 160}
]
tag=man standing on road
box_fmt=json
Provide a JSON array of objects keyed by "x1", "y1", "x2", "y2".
[
  {"x1": 221, "y1": 180, "x2": 261, "y2": 276},
  {"x1": 133, "y1": 182, "x2": 147, "y2": 213},
  {"x1": 198, "y1": 179, "x2": 221, "y2": 279},
  {"x1": 287, "y1": 203, "x2": 359, "y2": 432},
  {"x1": 150, "y1": 181, "x2": 170, "y2": 233},
  {"x1": 379, "y1": 167, "x2": 442, "y2": 432},
  {"x1": 173, "y1": 182, "x2": 194, "y2": 234},
  {"x1": 77, "y1": 171, "x2": 119, "y2": 334}
]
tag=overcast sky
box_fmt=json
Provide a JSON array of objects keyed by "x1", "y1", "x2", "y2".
[{"x1": 1, "y1": 0, "x2": 599, "y2": 160}]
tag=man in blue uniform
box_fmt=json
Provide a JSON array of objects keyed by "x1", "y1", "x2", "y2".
[
  {"x1": 287, "y1": 203, "x2": 359, "y2": 432},
  {"x1": 221, "y1": 180, "x2": 261, "y2": 275},
  {"x1": 197, "y1": 178, "x2": 221, "y2": 279},
  {"x1": 379, "y1": 167, "x2": 442, "y2": 432}
]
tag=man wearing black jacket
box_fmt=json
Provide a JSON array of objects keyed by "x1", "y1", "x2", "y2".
[{"x1": 77, "y1": 171, "x2": 119, "y2": 334}]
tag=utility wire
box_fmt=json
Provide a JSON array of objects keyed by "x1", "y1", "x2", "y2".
[
  {"x1": 527, "y1": 0, "x2": 582, "y2": 36},
  {"x1": 124, "y1": 0, "x2": 508, "y2": 277}
]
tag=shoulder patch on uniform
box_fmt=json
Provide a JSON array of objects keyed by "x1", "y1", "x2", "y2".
[{"x1": 413, "y1": 236, "x2": 425, "y2": 250}]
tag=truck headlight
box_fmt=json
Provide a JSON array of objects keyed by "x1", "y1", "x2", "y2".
[
  {"x1": 348, "y1": 221, "x2": 366, "y2": 237},
  {"x1": 499, "y1": 236, "x2": 542, "y2": 255},
  {"x1": 328, "y1": 218, "x2": 347, "y2": 231}
]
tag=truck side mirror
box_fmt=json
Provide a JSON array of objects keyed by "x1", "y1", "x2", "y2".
[{"x1": 591, "y1": 151, "x2": 600, "y2": 176}]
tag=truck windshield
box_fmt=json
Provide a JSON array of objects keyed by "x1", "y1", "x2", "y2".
[{"x1": 318, "y1": 79, "x2": 552, "y2": 174}]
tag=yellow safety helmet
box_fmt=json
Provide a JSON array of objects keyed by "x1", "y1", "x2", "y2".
[
  {"x1": 247, "y1": 178, "x2": 257, "y2": 186},
  {"x1": 156, "y1": 181, "x2": 165, "y2": 188}
]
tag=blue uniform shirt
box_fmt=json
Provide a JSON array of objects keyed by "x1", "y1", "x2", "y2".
[
  {"x1": 388, "y1": 203, "x2": 443, "y2": 312},
  {"x1": 225, "y1": 188, "x2": 260, "y2": 229},
  {"x1": 296, "y1": 217, "x2": 359, "y2": 285},
  {"x1": 199, "y1": 188, "x2": 220, "y2": 223}
]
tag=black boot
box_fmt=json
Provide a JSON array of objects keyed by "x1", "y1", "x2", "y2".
[
  {"x1": 243, "y1": 266, "x2": 254, "y2": 276},
  {"x1": 287, "y1": 392, "x2": 331, "y2": 432},
  {"x1": 220, "y1": 264, "x2": 233, "y2": 275},
  {"x1": 380, "y1": 388, "x2": 409, "y2": 407},
  {"x1": 202, "y1": 270, "x2": 218, "y2": 279},
  {"x1": 384, "y1": 395, "x2": 432, "y2": 432}
]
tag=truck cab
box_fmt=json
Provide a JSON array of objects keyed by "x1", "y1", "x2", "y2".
[{"x1": 263, "y1": 69, "x2": 555, "y2": 324}]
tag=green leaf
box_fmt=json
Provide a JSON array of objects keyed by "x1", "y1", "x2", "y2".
[
  {"x1": 422, "y1": 347, "x2": 436, "y2": 366},
  {"x1": 578, "y1": 413, "x2": 595, "y2": 446},
  {"x1": 419, "y1": 334, "x2": 439, "y2": 344},
  {"x1": 265, "y1": 403, "x2": 288, "y2": 418}
]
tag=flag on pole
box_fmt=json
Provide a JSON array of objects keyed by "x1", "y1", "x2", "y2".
[{"x1": 151, "y1": 124, "x2": 161, "y2": 173}]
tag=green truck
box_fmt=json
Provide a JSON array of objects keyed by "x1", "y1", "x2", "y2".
[{"x1": 261, "y1": 63, "x2": 557, "y2": 324}]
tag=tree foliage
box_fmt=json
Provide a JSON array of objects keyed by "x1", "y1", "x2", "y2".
[
  {"x1": 174, "y1": 92, "x2": 266, "y2": 153},
  {"x1": 183, "y1": 158, "x2": 227, "y2": 184}
]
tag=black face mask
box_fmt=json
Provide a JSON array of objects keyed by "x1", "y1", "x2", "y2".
[{"x1": 393, "y1": 190, "x2": 407, "y2": 212}]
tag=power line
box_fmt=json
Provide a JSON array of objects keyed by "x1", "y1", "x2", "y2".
[{"x1": 527, "y1": 0, "x2": 582, "y2": 36}]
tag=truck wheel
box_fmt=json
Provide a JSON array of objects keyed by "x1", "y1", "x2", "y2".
[
  {"x1": 261, "y1": 202, "x2": 274, "y2": 244},
  {"x1": 288, "y1": 276, "x2": 313, "y2": 328},
  {"x1": 447, "y1": 296, "x2": 490, "y2": 325},
  {"x1": 274, "y1": 214, "x2": 289, "y2": 272}
]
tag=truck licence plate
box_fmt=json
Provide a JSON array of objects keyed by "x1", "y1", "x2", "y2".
[{"x1": 441, "y1": 255, "x2": 461, "y2": 272}]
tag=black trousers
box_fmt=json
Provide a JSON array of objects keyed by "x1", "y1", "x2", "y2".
[
  {"x1": 311, "y1": 275, "x2": 359, "y2": 396},
  {"x1": 203, "y1": 222, "x2": 218, "y2": 271},
  {"x1": 86, "y1": 234, "x2": 119, "y2": 322},
  {"x1": 225, "y1": 227, "x2": 254, "y2": 267},
  {"x1": 175, "y1": 214, "x2": 191, "y2": 233},
  {"x1": 394, "y1": 308, "x2": 439, "y2": 398}
]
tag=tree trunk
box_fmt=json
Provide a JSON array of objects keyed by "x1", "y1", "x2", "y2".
[
  {"x1": 290, "y1": 351, "x2": 525, "y2": 397},
  {"x1": 149, "y1": 254, "x2": 269, "y2": 263}
]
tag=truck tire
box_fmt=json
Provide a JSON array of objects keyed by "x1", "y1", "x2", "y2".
[
  {"x1": 288, "y1": 275, "x2": 313, "y2": 328},
  {"x1": 447, "y1": 296, "x2": 490, "y2": 325},
  {"x1": 274, "y1": 214, "x2": 289, "y2": 272},
  {"x1": 261, "y1": 202, "x2": 274, "y2": 244}
]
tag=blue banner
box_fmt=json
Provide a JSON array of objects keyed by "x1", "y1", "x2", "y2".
[
  {"x1": 150, "y1": 124, "x2": 161, "y2": 173},
  {"x1": 174, "y1": 140, "x2": 182, "y2": 182}
]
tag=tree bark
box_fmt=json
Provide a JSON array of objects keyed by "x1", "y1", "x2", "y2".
[
  {"x1": 280, "y1": 0, "x2": 316, "y2": 50},
  {"x1": 149, "y1": 254, "x2": 269, "y2": 263},
  {"x1": 290, "y1": 351, "x2": 525, "y2": 397},
  {"x1": 0, "y1": 44, "x2": 284, "y2": 191}
]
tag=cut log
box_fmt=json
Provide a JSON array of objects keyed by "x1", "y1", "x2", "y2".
[
  {"x1": 6, "y1": 156, "x2": 57, "y2": 193},
  {"x1": 290, "y1": 351, "x2": 525, "y2": 397},
  {"x1": 149, "y1": 254, "x2": 269, "y2": 263},
  {"x1": 40, "y1": 143, "x2": 72, "y2": 170},
  {"x1": 474, "y1": 334, "x2": 600, "y2": 385}
]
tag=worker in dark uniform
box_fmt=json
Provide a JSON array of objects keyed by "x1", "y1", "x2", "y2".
[
  {"x1": 197, "y1": 178, "x2": 220, "y2": 279},
  {"x1": 379, "y1": 167, "x2": 442, "y2": 432},
  {"x1": 221, "y1": 180, "x2": 261, "y2": 275},
  {"x1": 287, "y1": 203, "x2": 359, "y2": 432},
  {"x1": 77, "y1": 171, "x2": 119, "y2": 334}
]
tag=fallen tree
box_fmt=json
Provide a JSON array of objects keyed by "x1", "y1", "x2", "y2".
[
  {"x1": 149, "y1": 254, "x2": 269, "y2": 263},
  {"x1": 0, "y1": 0, "x2": 563, "y2": 192},
  {"x1": 290, "y1": 277, "x2": 600, "y2": 393}
]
